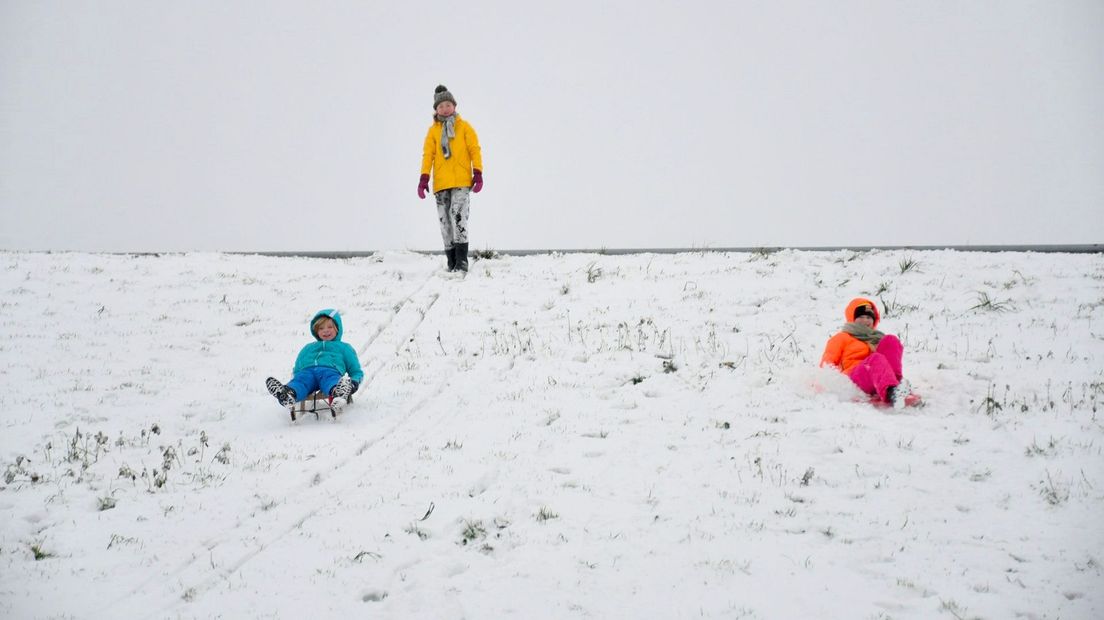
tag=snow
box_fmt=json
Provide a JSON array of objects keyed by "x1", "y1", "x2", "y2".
[{"x1": 0, "y1": 249, "x2": 1101, "y2": 619}]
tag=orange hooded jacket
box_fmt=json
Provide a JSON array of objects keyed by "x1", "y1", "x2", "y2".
[{"x1": 820, "y1": 297, "x2": 881, "y2": 374}]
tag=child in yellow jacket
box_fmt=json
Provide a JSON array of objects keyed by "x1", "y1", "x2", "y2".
[{"x1": 417, "y1": 84, "x2": 483, "y2": 273}]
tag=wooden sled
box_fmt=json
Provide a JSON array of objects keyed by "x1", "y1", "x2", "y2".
[{"x1": 290, "y1": 391, "x2": 352, "y2": 421}]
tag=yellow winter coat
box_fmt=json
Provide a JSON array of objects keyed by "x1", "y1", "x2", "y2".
[{"x1": 421, "y1": 114, "x2": 483, "y2": 193}]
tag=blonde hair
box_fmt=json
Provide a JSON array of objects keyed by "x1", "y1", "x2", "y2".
[{"x1": 312, "y1": 316, "x2": 336, "y2": 336}]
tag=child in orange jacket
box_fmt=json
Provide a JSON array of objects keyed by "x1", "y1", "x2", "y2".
[{"x1": 821, "y1": 298, "x2": 907, "y2": 407}]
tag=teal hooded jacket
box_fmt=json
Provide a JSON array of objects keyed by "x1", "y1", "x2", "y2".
[{"x1": 293, "y1": 309, "x2": 364, "y2": 383}]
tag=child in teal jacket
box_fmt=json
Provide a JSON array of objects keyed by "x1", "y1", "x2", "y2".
[{"x1": 266, "y1": 309, "x2": 364, "y2": 406}]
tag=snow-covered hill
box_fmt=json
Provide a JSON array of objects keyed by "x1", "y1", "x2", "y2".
[{"x1": 1, "y1": 249, "x2": 1101, "y2": 619}]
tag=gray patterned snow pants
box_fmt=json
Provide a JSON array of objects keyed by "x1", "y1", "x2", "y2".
[{"x1": 434, "y1": 187, "x2": 470, "y2": 248}]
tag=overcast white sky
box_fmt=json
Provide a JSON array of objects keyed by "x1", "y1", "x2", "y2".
[{"x1": 1, "y1": 1, "x2": 1102, "y2": 252}]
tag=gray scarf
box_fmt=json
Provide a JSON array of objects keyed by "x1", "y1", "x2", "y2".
[
  {"x1": 841, "y1": 322, "x2": 885, "y2": 349},
  {"x1": 436, "y1": 114, "x2": 456, "y2": 159}
]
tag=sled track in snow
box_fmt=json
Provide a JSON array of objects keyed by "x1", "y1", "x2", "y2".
[
  {"x1": 98, "y1": 270, "x2": 467, "y2": 619},
  {"x1": 357, "y1": 270, "x2": 439, "y2": 359},
  {"x1": 155, "y1": 373, "x2": 460, "y2": 618},
  {"x1": 357, "y1": 272, "x2": 442, "y2": 390}
]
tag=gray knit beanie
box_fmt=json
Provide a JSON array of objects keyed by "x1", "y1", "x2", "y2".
[{"x1": 433, "y1": 84, "x2": 457, "y2": 109}]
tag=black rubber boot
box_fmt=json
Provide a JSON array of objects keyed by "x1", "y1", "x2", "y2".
[
  {"x1": 445, "y1": 247, "x2": 456, "y2": 271},
  {"x1": 455, "y1": 243, "x2": 469, "y2": 272}
]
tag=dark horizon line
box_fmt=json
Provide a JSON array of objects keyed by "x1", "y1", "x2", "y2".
[
  {"x1": 238, "y1": 243, "x2": 1103, "y2": 258},
  {"x1": 4, "y1": 244, "x2": 1101, "y2": 257}
]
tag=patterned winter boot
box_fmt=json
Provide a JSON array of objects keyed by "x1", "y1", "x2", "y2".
[
  {"x1": 886, "y1": 382, "x2": 912, "y2": 410},
  {"x1": 892, "y1": 379, "x2": 911, "y2": 409},
  {"x1": 265, "y1": 377, "x2": 298, "y2": 407},
  {"x1": 330, "y1": 376, "x2": 355, "y2": 404}
]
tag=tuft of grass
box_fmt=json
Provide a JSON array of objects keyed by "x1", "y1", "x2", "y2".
[
  {"x1": 472, "y1": 248, "x2": 501, "y2": 260},
  {"x1": 1002, "y1": 269, "x2": 1033, "y2": 289},
  {"x1": 939, "y1": 599, "x2": 971, "y2": 620},
  {"x1": 404, "y1": 523, "x2": 429, "y2": 540},
  {"x1": 98, "y1": 496, "x2": 117, "y2": 511},
  {"x1": 535, "y1": 506, "x2": 559, "y2": 522},
  {"x1": 800, "y1": 467, "x2": 815, "y2": 486},
  {"x1": 4, "y1": 455, "x2": 43, "y2": 485},
  {"x1": 1039, "y1": 470, "x2": 1070, "y2": 505},
  {"x1": 106, "y1": 534, "x2": 138, "y2": 550},
  {"x1": 459, "y1": 519, "x2": 487, "y2": 545},
  {"x1": 879, "y1": 296, "x2": 899, "y2": 318},
  {"x1": 31, "y1": 543, "x2": 53, "y2": 561},
  {"x1": 585, "y1": 262, "x2": 602, "y2": 284},
  {"x1": 64, "y1": 428, "x2": 111, "y2": 470},
  {"x1": 898, "y1": 256, "x2": 921, "y2": 274},
  {"x1": 1025, "y1": 436, "x2": 1059, "y2": 458},
  {"x1": 969, "y1": 291, "x2": 1016, "y2": 314},
  {"x1": 975, "y1": 384, "x2": 1003, "y2": 416},
  {"x1": 879, "y1": 296, "x2": 919, "y2": 318},
  {"x1": 214, "y1": 443, "x2": 231, "y2": 465}
]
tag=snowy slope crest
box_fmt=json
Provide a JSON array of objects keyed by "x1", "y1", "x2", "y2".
[{"x1": 0, "y1": 249, "x2": 1101, "y2": 619}]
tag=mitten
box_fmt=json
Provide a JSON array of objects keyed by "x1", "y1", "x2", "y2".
[
  {"x1": 417, "y1": 174, "x2": 430, "y2": 199},
  {"x1": 471, "y1": 169, "x2": 483, "y2": 193}
]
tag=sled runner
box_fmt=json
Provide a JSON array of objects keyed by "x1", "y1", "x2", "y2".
[{"x1": 289, "y1": 391, "x2": 352, "y2": 422}]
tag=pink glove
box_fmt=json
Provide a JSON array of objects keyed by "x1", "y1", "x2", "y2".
[
  {"x1": 471, "y1": 169, "x2": 483, "y2": 193},
  {"x1": 417, "y1": 174, "x2": 430, "y2": 199}
]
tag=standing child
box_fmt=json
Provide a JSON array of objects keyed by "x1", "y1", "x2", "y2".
[
  {"x1": 820, "y1": 298, "x2": 910, "y2": 407},
  {"x1": 417, "y1": 84, "x2": 483, "y2": 272},
  {"x1": 265, "y1": 309, "x2": 363, "y2": 407}
]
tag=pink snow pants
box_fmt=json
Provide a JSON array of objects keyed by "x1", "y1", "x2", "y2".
[{"x1": 848, "y1": 335, "x2": 903, "y2": 402}]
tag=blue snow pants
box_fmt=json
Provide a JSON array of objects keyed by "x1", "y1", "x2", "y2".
[{"x1": 287, "y1": 366, "x2": 342, "y2": 400}]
